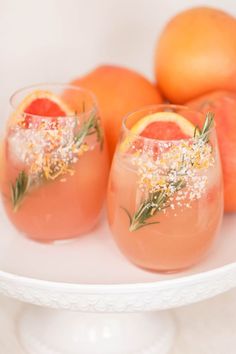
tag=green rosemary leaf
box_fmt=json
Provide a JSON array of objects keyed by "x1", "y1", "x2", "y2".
[
  {"x1": 195, "y1": 111, "x2": 214, "y2": 144},
  {"x1": 123, "y1": 179, "x2": 186, "y2": 232},
  {"x1": 194, "y1": 125, "x2": 200, "y2": 138},
  {"x1": 11, "y1": 171, "x2": 29, "y2": 211},
  {"x1": 74, "y1": 113, "x2": 103, "y2": 150},
  {"x1": 95, "y1": 118, "x2": 104, "y2": 150},
  {"x1": 130, "y1": 221, "x2": 160, "y2": 232},
  {"x1": 173, "y1": 179, "x2": 186, "y2": 190},
  {"x1": 120, "y1": 207, "x2": 132, "y2": 225}
]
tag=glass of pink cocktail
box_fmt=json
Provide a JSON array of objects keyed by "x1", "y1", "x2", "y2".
[
  {"x1": 107, "y1": 105, "x2": 223, "y2": 272},
  {"x1": 1, "y1": 84, "x2": 109, "y2": 242}
]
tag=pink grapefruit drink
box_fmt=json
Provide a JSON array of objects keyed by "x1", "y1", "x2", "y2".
[
  {"x1": 107, "y1": 105, "x2": 223, "y2": 272},
  {"x1": 1, "y1": 84, "x2": 109, "y2": 242}
]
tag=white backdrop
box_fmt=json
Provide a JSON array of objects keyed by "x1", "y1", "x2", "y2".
[
  {"x1": 1, "y1": 1, "x2": 236, "y2": 353},
  {"x1": 1, "y1": 0, "x2": 236, "y2": 120}
]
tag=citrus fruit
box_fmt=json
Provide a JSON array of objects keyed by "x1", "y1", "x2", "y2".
[
  {"x1": 155, "y1": 7, "x2": 236, "y2": 103},
  {"x1": 187, "y1": 91, "x2": 236, "y2": 212},
  {"x1": 11, "y1": 90, "x2": 74, "y2": 127},
  {"x1": 121, "y1": 111, "x2": 195, "y2": 152},
  {"x1": 66, "y1": 65, "x2": 163, "y2": 159},
  {"x1": 131, "y1": 112, "x2": 195, "y2": 139}
]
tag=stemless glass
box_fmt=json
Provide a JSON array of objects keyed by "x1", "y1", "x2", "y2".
[
  {"x1": 107, "y1": 105, "x2": 223, "y2": 273},
  {"x1": 1, "y1": 84, "x2": 109, "y2": 242}
]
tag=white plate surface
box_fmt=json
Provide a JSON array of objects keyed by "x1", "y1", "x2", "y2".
[
  {"x1": 0, "y1": 201, "x2": 236, "y2": 311},
  {"x1": 0, "y1": 200, "x2": 235, "y2": 285}
]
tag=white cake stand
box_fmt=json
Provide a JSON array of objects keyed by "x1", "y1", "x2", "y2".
[{"x1": 0, "y1": 201, "x2": 236, "y2": 354}]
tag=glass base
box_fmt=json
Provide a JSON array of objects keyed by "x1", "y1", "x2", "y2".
[
  {"x1": 127, "y1": 252, "x2": 211, "y2": 274},
  {"x1": 18, "y1": 216, "x2": 102, "y2": 244}
]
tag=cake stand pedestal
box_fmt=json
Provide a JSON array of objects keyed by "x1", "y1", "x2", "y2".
[
  {"x1": 19, "y1": 309, "x2": 174, "y2": 354},
  {"x1": 0, "y1": 205, "x2": 236, "y2": 354}
]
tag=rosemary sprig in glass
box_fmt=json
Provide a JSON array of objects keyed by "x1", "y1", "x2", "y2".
[
  {"x1": 74, "y1": 113, "x2": 104, "y2": 150},
  {"x1": 11, "y1": 171, "x2": 29, "y2": 211},
  {"x1": 122, "y1": 111, "x2": 215, "y2": 232},
  {"x1": 194, "y1": 111, "x2": 214, "y2": 144},
  {"x1": 123, "y1": 180, "x2": 186, "y2": 232},
  {"x1": 11, "y1": 112, "x2": 103, "y2": 211}
]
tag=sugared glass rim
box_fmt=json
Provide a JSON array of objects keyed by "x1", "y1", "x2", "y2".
[
  {"x1": 122, "y1": 104, "x2": 216, "y2": 144},
  {"x1": 9, "y1": 83, "x2": 98, "y2": 119}
]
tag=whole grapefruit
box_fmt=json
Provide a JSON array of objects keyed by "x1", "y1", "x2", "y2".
[
  {"x1": 155, "y1": 7, "x2": 236, "y2": 103},
  {"x1": 68, "y1": 65, "x2": 163, "y2": 158},
  {"x1": 187, "y1": 91, "x2": 236, "y2": 212}
]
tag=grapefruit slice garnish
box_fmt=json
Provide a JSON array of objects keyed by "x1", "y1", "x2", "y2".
[
  {"x1": 10, "y1": 90, "x2": 74, "y2": 128},
  {"x1": 120, "y1": 111, "x2": 195, "y2": 152}
]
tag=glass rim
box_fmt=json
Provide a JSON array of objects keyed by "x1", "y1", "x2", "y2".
[
  {"x1": 122, "y1": 104, "x2": 216, "y2": 144},
  {"x1": 9, "y1": 83, "x2": 98, "y2": 119}
]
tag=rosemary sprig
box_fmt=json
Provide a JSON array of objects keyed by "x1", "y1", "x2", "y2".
[
  {"x1": 11, "y1": 171, "x2": 29, "y2": 211},
  {"x1": 194, "y1": 111, "x2": 214, "y2": 144},
  {"x1": 74, "y1": 113, "x2": 103, "y2": 150},
  {"x1": 123, "y1": 180, "x2": 186, "y2": 232}
]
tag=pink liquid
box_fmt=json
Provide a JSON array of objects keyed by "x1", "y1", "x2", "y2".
[
  {"x1": 2, "y1": 139, "x2": 108, "y2": 242},
  {"x1": 107, "y1": 155, "x2": 223, "y2": 272}
]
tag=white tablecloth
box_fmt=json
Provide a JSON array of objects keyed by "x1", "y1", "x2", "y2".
[{"x1": 0, "y1": 289, "x2": 235, "y2": 354}]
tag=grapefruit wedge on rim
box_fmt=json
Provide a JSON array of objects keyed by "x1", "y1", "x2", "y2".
[
  {"x1": 120, "y1": 111, "x2": 196, "y2": 152},
  {"x1": 10, "y1": 90, "x2": 74, "y2": 128}
]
